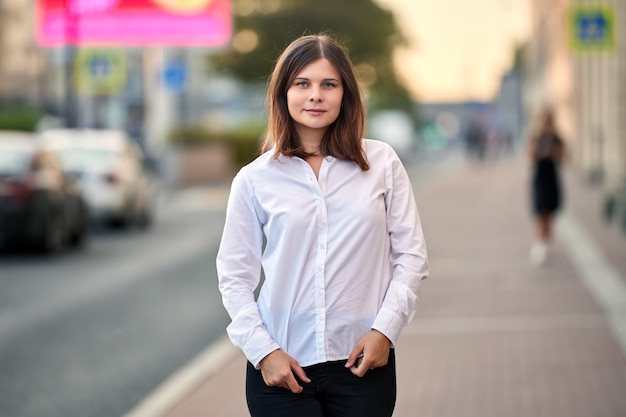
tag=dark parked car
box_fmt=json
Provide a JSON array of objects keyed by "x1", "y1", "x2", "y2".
[{"x1": 0, "y1": 131, "x2": 88, "y2": 253}]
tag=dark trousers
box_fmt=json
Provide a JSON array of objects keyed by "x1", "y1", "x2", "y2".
[{"x1": 246, "y1": 350, "x2": 396, "y2": 417}]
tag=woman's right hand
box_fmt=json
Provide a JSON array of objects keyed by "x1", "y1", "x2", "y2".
[{"x1": 259, "y1": 349, "x2": 311, "y2": 394}]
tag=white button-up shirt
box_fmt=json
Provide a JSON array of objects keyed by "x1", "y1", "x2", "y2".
[{"x1": 217, "y1": 139, "x2": 428, "y2": 368}]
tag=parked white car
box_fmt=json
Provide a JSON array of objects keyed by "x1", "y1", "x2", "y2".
[{"x1": 39, "y1": 129, "x2": 159, "y2": 228}]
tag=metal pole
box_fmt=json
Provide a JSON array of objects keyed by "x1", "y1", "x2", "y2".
[
  {"x1": 64, "y1": 5, "x2": 77, "y2": 127},
  {"x1": 0, "y1": 0, "x2": 6, "y2": 101}
]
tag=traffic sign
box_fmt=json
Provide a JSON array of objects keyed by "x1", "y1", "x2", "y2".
[
  {"x1": 163, "y1": 61, "x2": 187, "y2": 93},
  {"x1": 568, "y1": 4, "x2": 616, "y2": 53},
  {"x1": 75, "y1": 49, "x2": 126, "y2": 95}
]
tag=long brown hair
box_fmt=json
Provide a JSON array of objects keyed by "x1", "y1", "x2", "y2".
[{"x1": 262, "y1": 34, "x2": 369, "y2": 171}]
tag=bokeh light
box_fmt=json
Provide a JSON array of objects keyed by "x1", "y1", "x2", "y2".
[
  {"x1": 423, "y1": 123, "x2": 448, "y2": 150},
  {"x1": 356, "y1": 63, "x2": 377, "y2": 88},
  {"x1": 232, "y1": 30, "x2": 259, "y2": 54},
  {"x1": 435, "y1": 111, "x2": 460, "y2": 141}
]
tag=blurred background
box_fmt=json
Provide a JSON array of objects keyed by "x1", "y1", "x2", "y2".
[
  {"x1": 1, "y1": 0, "x2": 624, "y2": 209},
  {"x1": 1, "y1": 0, "x2": 626, "y2": 416}
]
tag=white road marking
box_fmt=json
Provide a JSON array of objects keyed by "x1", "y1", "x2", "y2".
[
  {"x1": 557, "y1": 213, "x2": 626, "y2": 356},
  {"x1": 122, "y1": 335, "x2": 238, "y2": 417}
]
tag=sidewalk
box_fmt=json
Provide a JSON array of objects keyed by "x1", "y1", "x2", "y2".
[{"x1": 129, "y1": 154, "x2": 626, "y2": 417}]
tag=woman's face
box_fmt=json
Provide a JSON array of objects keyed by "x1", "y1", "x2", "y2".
[{"x1": 286, "y1": 58, "x2": 344, "y2": 141}]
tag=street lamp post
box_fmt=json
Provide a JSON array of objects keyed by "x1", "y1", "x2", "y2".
[{"x1": 64, "y1": 2, "x2": 78, "y2": 127}]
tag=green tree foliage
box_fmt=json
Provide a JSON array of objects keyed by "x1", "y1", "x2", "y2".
[
  {"x1": 210, "y1": 0, "x2": 418, "y2": 119},
  {"x1": 0, "y1": 104, "x2": 42, "y2": 131}
]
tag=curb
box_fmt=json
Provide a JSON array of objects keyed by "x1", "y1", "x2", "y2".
[{"x1": 123, "y1": 335, "x2": 238, "y2": 417}]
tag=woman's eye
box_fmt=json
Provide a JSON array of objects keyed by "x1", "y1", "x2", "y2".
[
  {"x1": 323, "y1": 82, "x2": 336, "y2": 88},
  {"x1": 295, "y1": 81, "x2": 308, "y2": 87}
]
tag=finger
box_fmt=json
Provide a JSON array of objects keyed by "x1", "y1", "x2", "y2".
[
  {"x1": 285, "y1": 374, "x2": 304, "y2": 394},
  {"x1": 344, "y1": 347, "x2": 363, "y2": 368},
  {"x1": 344, "y1": 356, "x2": 355, "y2": 368},
  {"x1": 349, "y1": 357, "x2": 369, "y2": 377},
  {"x1": 292, "y1": 365, "x2": 311, "y2": 383}
]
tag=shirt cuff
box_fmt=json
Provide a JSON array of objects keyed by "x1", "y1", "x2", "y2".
[
  {"x1": 371, "y1": 307, "x2": 405, "y2": 346},
  {"x1": 247, "y1": 343, "x2": 281, "y2": 370}
]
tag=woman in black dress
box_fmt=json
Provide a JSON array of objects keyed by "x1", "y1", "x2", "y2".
[{"x1": 529, "y1": 107, "x2": 565, "y2": 265}]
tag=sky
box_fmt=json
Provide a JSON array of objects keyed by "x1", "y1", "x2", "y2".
[{"x1": 375, "y1": 0, "x2": 533, "y2": 103}]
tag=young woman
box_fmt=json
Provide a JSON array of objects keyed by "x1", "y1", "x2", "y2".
[
  {"x1": 528, "y1": 107, "x2": 566, "y2": 265},
  {"x1": 216, "y1": 34, "x2": 429, "y2": 417}
]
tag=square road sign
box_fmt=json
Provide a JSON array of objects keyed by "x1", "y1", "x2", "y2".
[{"x1": 568, "y1": 4, "x2": 616, "y2": 53}]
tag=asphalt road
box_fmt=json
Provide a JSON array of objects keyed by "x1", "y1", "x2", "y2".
[{"x1": 0, "y1": 198, "x2": 231, "y2": 417}]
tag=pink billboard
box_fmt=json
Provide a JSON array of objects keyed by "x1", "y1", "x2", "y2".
[{"x1": 37, "y1": 0, "x2": 232, "y2": 46}]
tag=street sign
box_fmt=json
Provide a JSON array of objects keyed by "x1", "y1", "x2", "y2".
[
  {"x1": 75, "y1": 49, "x2": 126, "y2": 95},
  {"x1": 163, "y1": 61, "x2": 187, "y2": 93},
  {"x1": 568, "y1": 4, "x2": 616, "y2": 53}
]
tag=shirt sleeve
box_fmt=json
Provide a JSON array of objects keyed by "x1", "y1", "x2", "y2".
[
  {"x1": 371, "y1": 145, "x2": 429, "y2": 344},
  {"x1": 216, "y1": 169, "x2": 280, "y2": 368}
]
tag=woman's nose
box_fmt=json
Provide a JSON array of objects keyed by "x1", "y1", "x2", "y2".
[{"x1": 309, "y1": 88, "x2": 323, "y2": 102}]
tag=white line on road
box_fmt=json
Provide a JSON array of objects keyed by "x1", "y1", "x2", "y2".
[
  {"x1": 122, "y1": 335, "x2": 238, "y2": 417},
  {"x1": 557, "y1": 212, "x2": 626, "y2": 357}
]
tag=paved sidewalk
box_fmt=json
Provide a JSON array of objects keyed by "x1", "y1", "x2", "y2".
[{"x1": 129, "y1": 154, "x2": 626, "y2": 417}]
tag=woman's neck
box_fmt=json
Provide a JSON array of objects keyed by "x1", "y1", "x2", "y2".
[
  {"x1": 297, "y1": 127, "x2": 325, "y2": 155},
  {"x1": 300, "y1": 139, "x2": 321, "y2": 155}
]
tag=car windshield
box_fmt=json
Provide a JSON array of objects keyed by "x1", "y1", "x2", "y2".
[{"x1": 0, "y1": 148, "x2": 31, "y2": 174}]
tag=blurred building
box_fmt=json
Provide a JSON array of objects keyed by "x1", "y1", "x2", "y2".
[
  {"x1": 523, "y1": 0, "x2": 625, "y2": 197},
  {"x1": 495, "y1": 64, "x2": 524, "y2": 146},
  {"x1": 0, "y1": 0, "x2": 44, "y2": 105},
  {"x1": 523, "y1": 0, "x2": 574, "y2": 146}
]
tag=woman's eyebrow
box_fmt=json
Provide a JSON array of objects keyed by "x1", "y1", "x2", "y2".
[{"x1": 293, "y1": 77, "x2": 340, "y2": 82}]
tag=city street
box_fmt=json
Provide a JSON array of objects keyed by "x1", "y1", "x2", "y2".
[
  {"x1": 3, "y1": 147, "x2": 626, "y2": 417},
  {"x1": 2, "y1": 1, "x2": 625, "y2": 416},
  {"x1": 0, "y1": 191, "x2": 231, "y2": 417}
]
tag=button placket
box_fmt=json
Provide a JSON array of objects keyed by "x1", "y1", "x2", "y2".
[
  {"x1": 298, "y1": 156, "x2": 329, "y2": 361},
  {"x1": 315, "y1": 158, "x2": 331, "y2": 360},
  {"x1": 314, "y1": 193, "x2": 329, "y2": 361}
]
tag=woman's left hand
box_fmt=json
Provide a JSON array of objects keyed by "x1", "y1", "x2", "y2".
[{"x1": 345, "y1": 330, "x2": 391, "y2": 377}]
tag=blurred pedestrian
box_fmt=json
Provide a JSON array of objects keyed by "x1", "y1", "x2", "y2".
[
  {"x1": 528, "y1": 107, "x2": 566, "y2": 265},
  {"x1": 216, "y1": 34, "x2": 429, "y2": 417},
  {"x1": 465, "y1": 116, "x2": 487, "y2": 161}
]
